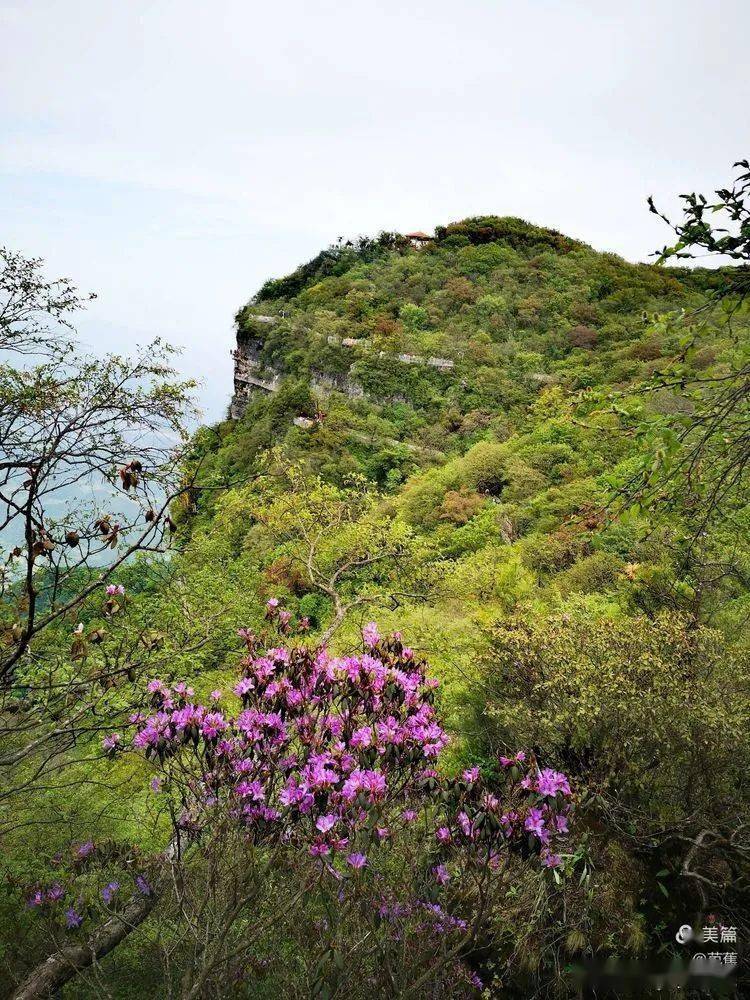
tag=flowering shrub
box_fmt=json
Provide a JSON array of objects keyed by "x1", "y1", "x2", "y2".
[
  {"x1": 23, "y1": 608, "x2": 573, "y2": 995},
  {"x1": 22, "y1": 840, "x2": 153, "y2": 935},
  {"x1": 127, "y1": 611, "x2": 572, "y2": 873}
]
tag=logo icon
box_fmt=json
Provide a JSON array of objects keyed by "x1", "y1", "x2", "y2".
[{"x1": 675, "y1": 924, "x2": 693, "y2": 944}]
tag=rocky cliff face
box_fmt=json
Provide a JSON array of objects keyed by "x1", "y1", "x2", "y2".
[
  {"x1": 230, "y1": 319, "x2": 456, "y2": 419},
  {"x1": 230, "y1": 339, "x2": 278, "y2": 417}
]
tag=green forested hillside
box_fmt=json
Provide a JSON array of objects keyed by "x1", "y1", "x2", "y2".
[
  {"x1": 2, "y1": 207, "x2": 749, "y2": 997},
  {"x1": 165, "y1": 217, "x2": 749, "y2": 984}
]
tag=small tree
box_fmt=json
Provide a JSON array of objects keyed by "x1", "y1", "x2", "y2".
[
  {"x1": 0, "y1": 249, "x2": 197, "y2": 836},
  {"x1": 0, "y1": 248, "x2": 196, "y2": 684}
]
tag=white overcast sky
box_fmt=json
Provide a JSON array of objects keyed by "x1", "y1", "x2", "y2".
[{"x1": 1, "y1": 0, "x2": 748, "y2": 420}]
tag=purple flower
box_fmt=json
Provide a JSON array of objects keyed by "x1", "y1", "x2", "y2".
[
  {"x1": 135, "y1": 875, "x2": 152, "y2": 896},
  {"x1": 101, "y1": 881, "x2": 119, "y2": 904},
  {"x1": 236, "y1": 779, "x2": 265, "y2": 802},
  {"x1": 536, "y1": 767, "x2": 571, "y2": 797},
  {"x1": 201, "y1": 712, "x2": 228, "y2": 739},
  {"x1": 105, "y1": 584, "x2": 125, "y2": 596},
  {"x1": 350, "y1": 726, "x2": 372, "y2": 749},
  {"x1": 46, "y1": 883, "x2": 64, "y2": 903},
  {"x1": 65, "y1": 906, "x2": 83, "y2": 929},
  {"x1": 27, "y1": 890, "x2": 45, "y2": 908},
  {"x1": 542, "y1": 852, "x2": 562, "y2": 869},
  {"x1": 457, "y1": 811, "x2": 474, "y2": 838},
  {"x1": 122, "y1": 618, "x2": 502, "y2": 885},
  {"x1": 524, "y1": 808, "x2": 545, "y2": 838},
  {"x1": 433, "y1": 863, "x2": 450, "y2": 885},
  {"x1": 75, "y1": 841, "x2": 94, "y2": 859}
]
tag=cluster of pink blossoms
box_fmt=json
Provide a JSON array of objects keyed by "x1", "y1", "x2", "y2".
[{"x1": 123, "y1": 610, "x2": 573, "y2": 872}]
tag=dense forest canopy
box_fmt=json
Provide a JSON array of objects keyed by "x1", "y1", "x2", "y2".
[{"x1": 1, "y1": 165, "x2": 749, "y2": 997}]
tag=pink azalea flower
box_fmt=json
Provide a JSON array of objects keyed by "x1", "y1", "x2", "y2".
[
  {"x1": 315, "y1": 814, "x2": 336, "y2": 833},
  {"x1": 346, "y1": 852, "x2": 367, "y2": 869},
  {"x1": 524, "y1": 808, "x2": 545, "y2": 838},
  {"x1": 536, "y1": 768, "x2": 570, "y2": 797},
  {"x1": 350, "y1": 726, "x2": 372, "y2": 749},
  {"x1": 236, "y1": 780, "x2": 265, "y2": 801},
  {"x1": 457, "y1": 811, "x2": 473, "y2": 837},
  {"x1": 362, "y1": 622, "x2": 380, "y2": 648}
]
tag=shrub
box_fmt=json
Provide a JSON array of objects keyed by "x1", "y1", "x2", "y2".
[
  {"x1": 567, "y1": 324, "x2": 598, "y2": 349},
  {"x1": 478, "y1": 608, "x2": 750, "y2": 829},
  {"x1": 459, "y1": 440, "x2": 509, "y2": 495},
  {"x1": 399, "y1": 303, "x2": 429, "y2": 330},
  {"x1": 21, "y1": 617, "x2": 573, "y2": 998}
]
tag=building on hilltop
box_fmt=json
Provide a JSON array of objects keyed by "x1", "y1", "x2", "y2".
[{"x1": 405, "y1": 231, "x2": 432, "y2": 248}]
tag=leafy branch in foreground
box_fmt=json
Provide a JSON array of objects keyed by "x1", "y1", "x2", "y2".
[
  {"x1": 609, "y1": 162, "x2": 750, "y2": 538},
  {"x1": 0, "y1": 246, "x2": 95, "y2": 356},
  {"x1": 648, "y1": 158, "x2": 750, "y2": 296}
]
